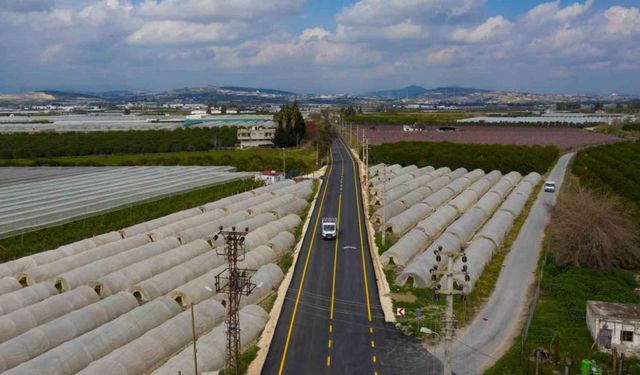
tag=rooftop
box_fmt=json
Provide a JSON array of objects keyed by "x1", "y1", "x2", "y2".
[{"x1": 588, "y1": 300, "x2": 640, "y2": 321}]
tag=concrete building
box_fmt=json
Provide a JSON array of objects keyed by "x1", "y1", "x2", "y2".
[
  {"x1": 256, "y1": 171, "x2": 285, "y2": 185},
  {"x1": 587, "y1": 300, "x2": 640, "y2": 356},
  {"x1": 237, "y1": 126, "x2": 276, "y2": 149}
]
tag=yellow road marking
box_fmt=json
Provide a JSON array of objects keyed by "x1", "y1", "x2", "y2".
[
  {"x1": 342, "y1": 139, "x2": 373, "y2": 321},
  {"x1": 328, "y1": 339, "x2": 332, "y2": 348},
  {"x1": 374, "y1": 371, "x2": 379, "y2": 375},
  {"x1": 327, "y1": 356, "x2": 331, "y2": 367},
  {"x1": 372, "y1": 355, "x2": 377, "y2": 363},
  {"x1": 330, "y1": 147, "x2": 345, "y2": 320},
  {"x1": 369, "y1": 327, "x2": 373, "y2": 334},
  {"x1": 371, "y1": 340, "x2": 375, "y2": 348},
  {"x1": 329, "y1": 324, "x2": 333, "y2": 333},
  {"x1": 277, "y1": 149, "x2": 334, "y2": 375}
]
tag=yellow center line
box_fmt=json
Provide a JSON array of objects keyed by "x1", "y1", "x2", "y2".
[
  {"x1": 371, "y1": 340, "x2": 375, "y2": 348},
  {"x1": 329, "y1": 324, "x2": 333, "y2": 333},
  {"x1": 328, "y1": 339, "x2": 332, "y2": 349},
  {"x1": 342, "y1": 139, "x2": 373, "y2": 321},
  {"x1": 372, "y1": 355, "x2": 377, "y2": 363},
  {"x1": 327, "y1": 356, "x2": 331, "y2": 367},
  {"x1": 369, "y1": 327, "x2": 374, "y2": 334},
  {"x1": 330, "y1": 149, "x2": 344, "y2": 320},
  {"x1": 277, "y1": 149, "x2": 334, "y2": 375}
]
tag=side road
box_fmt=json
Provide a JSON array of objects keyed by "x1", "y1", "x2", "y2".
[{"x1": 448, "y1": 152, "x2": 575, "y2": 374}]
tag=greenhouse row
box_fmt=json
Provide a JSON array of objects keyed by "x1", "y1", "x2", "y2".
[
  {"x1": 0, "y1": 166, "x2": 250, "y2": 237},
  {"x1": 0, "y1": 178, "x2": 313, "y2": 374},
  {"x1": 369, "y1": 163, "x2": 541, "y2": 291}
]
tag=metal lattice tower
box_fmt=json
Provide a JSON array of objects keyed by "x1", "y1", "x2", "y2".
[{"x1": 211, "y1": 226, "x2": 256, "y2": 374}]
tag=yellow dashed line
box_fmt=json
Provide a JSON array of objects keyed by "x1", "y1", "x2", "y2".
[
  {"x1": 326, "y1": 356, "x2": 331, "y2": 367},
  {"x1": 329, "y1": 324, "x2": 333, "y2": 333},
  {"x1": 371, "y1": 340, "x2": 375, "y2": 348},
  {"x1": 372, "y1": 355, "x2": 377, "y2": 363},
  {"x1": 369, "y1": 327, "x2": 373, "y2": 334},
  {"x1": 328, "y1": 339, "x2": 332, "y2": 349}
]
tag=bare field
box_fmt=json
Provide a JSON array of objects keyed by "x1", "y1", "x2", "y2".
[{"x1": 363, "y1": 125, "x2": 622, "y2": 150}]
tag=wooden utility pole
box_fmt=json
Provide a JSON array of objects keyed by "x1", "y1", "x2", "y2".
[
  {"x1": 432, "y1": 245, "x2": 469, "y2": 375},
  {"x1": 211, "y1": 227, "x2": 256, "y2": 374}
]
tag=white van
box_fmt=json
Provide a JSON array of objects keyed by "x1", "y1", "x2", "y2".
[
  {"x1": 321, "y1": 218, "x2": 337, "y2": 240},
  {"x1": 544, "y1": 181, "x2": 556, "y2": 192}
]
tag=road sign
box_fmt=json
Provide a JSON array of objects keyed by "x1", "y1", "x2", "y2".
[{"x1": 396, "y1": 308, "x2": 405, "y2": 317}]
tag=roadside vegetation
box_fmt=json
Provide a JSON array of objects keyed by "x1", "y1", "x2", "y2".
[
  {"x1": 0, "y1": 178, "x2": 260, "y2": 261},
  {"x1": 0, "y1": 127, "x2": 237, "y2": 159},
  {"x1": 0, "y1": 148, "x2": 316, "y2": 175},
  {"x1": 490, "y1": 142, "x2": 640, "y2": 374},
  {"x1": 370, "y1": 141, "x2": 559, "y2": 174}
]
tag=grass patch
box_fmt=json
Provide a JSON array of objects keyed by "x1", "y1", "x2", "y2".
[
  {"x1": 219, "y1": 345, "x2": 259, "y2": 375},
  {"x1": 258, "y1": 291, "x2": 278, "y2": 313},
  {"x1": 0, "y1": 148, "x2": 316, "y2": 175},
  {"x1": 486, "y1": 259, "x2": 640, "y2": 375},
  {"x1": 347, "y1": 112, "x2": 477, "y2": 125},
  {"x1": 0, "y1": 178, "x2": 260, "y2": 261}
]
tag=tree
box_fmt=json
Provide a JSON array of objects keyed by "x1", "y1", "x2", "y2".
[
  {"x1": 221, "y1": 106, "x2": 227, "y2": 115},
  {"x1": 272, "y1": 102, "x2": 305, "y2": 148},
  {"x1": 548, "y1": 183, "x2": 640, "y2": 270}
]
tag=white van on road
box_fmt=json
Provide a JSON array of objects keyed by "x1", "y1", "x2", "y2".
[
  {"x1": 321, "y1": 218, "x2": 337, "y2": 240},
  {"x1": 544, "y1": 181, "x2": 556, "y2": 192}
]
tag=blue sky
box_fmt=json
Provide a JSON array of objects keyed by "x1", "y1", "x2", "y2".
[{"x1": 0, "y1": 0, "x2": 639, "y2": 94}]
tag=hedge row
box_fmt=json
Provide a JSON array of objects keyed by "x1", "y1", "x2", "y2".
[
  {"x1": 0, "y1": 127, "x2": 237, "y2": 159},
  {"x1": 369, "y1": 141, "x2": 559, "y2": 174}
]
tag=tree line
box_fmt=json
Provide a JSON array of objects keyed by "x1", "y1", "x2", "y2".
[
  {"x1": 0, "y1": 127, "x2": 237, "y2": 159},
  {"x1": 369, "y1": 141, "x2": 559, "y2": 175}
]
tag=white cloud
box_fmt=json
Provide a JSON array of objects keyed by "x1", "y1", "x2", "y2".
[
  {"x1": 136, "y1": 0, "x2": 303, "y2": 21},
  {"x1": 452, "y1": 15, "x2": 512, "y2": 43},
  {"x1": 426, "y1": 46, "x2": 466, "y2": 65},
  {"x1": 524, "y1": 0, "x2": 593, "y2": 25},
  {"x1": 126, "y1": 21, "x2": 241, "y2": 45},
  {"x1": 598, "y1": 6, "x2": 640, "y2": 38}
]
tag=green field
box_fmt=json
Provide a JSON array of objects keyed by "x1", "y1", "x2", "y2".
[
  {"x1": 489, "y1": 142, "x2": 640, "y2": 374},
  {"x1": 0, "y1": 148, "x2": 317, "y2": 175},
  {"x1": 0, "y1": 178, "x2": 260, "y2": 261},
  {"x1": 346, "y1": 112, "x2": 477, "y2": 124},
  {"x1": 370, "y1": 141, "x2": 559, "y2": 174},
  {"x1": 487, "y1": 257, "x2": 640, "y2": 375}
]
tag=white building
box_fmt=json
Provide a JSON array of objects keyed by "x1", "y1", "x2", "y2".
[
  {"x1": 587, "y1": 300, "x2": 640, "y2": 356},
  {"x1": 256, "y1": 170, "x2": 285, "y2": 185},
  {"x1": 237, "y1": 126, "x2": 276, "y2": 149}
]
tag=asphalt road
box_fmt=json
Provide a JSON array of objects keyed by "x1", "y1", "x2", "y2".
[
  {"x1": 263, "y1": 140, "x2": 439, "y2": 375},
  {"x1": 449, "y1": 152, "x2": 575, "y2": 374}
]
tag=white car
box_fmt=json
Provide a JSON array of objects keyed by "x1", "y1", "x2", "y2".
[{"x1": 543, "y1": 181, "x2": 556, "y2": 192}]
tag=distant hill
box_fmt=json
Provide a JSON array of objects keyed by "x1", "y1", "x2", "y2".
[
  {"x1": 425, "y1": 86, "x2": 491, "y2": 95},
  {"x1": 363, "y1": 85, "x2": 491, "y2": 99},
  {"x1": 363, "y1": 85, "x2": 428, "y2": 99},
  {"x1": 219, "y1": 86, "x2": 297, "y2": 96}
]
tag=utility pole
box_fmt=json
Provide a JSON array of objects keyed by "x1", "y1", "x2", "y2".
[
  {"x1": 432, "y1": 245, "x2": 469, "y2": 375},
  {"x1": 364, "y1": 137, "x2": 369, "y2": 188},
  {"x1": 282, "y1": 148, "x2": 286, "y2": 178},
  {"x1": 190, "y1": 303, "x2": 198, "y2": 375},
  {"x1": 211, "y1": 226, "x2": 256, "y2": 374}
]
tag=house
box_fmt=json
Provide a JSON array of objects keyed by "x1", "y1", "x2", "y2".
[
  {"x1": 587, "y1": 300, "x2": 640, "y2": 356},
  {"x1": 256, "y1": 170, "x2": 285, "y2": 185},
  {"x1": 237, "y1": 126, "x2": 276, "y2": 149}
]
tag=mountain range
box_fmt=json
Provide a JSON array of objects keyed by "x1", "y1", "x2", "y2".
[{"x1": 0, "y1": 85, "x2": 636, "y2": 106}]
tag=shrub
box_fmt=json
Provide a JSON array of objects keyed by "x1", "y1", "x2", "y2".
[{"x1": 548, "y1": 183, "x2": 640, "y2": 270}]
